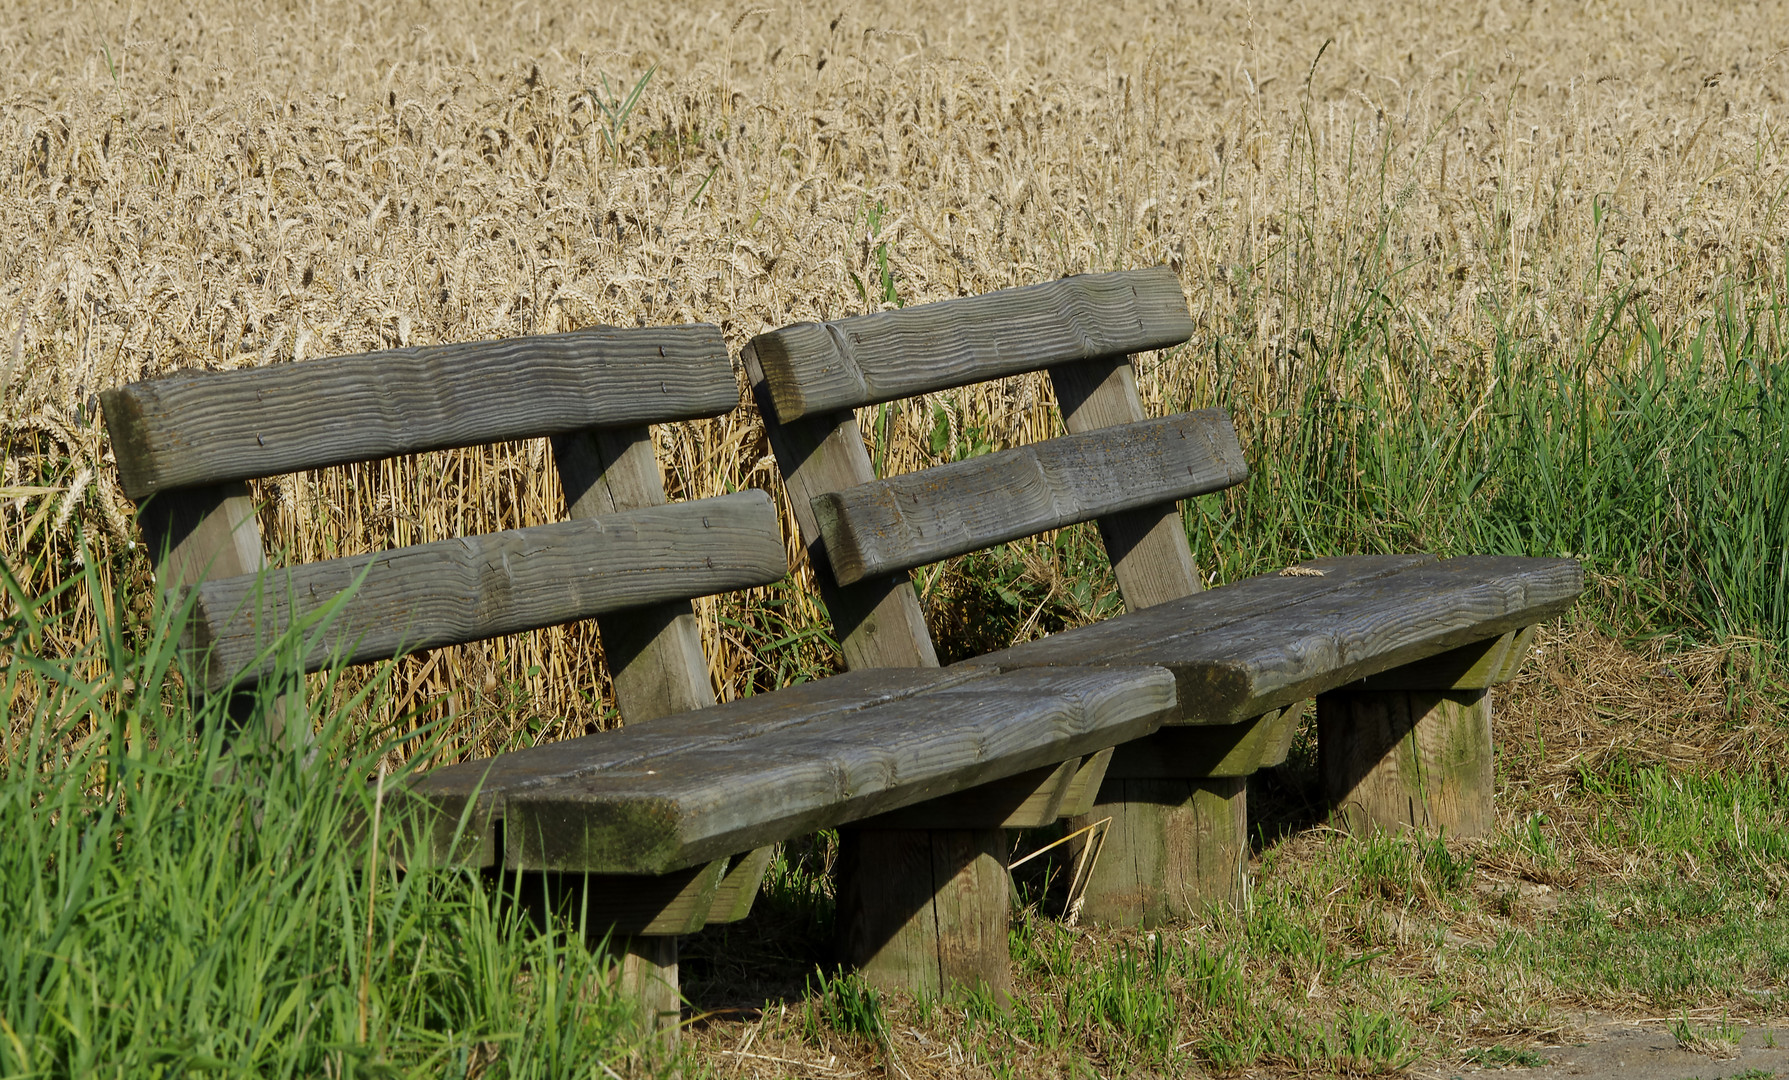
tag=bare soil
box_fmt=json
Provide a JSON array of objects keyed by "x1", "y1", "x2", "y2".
[{"x1": 1422, "y1": 1015, "x2": 1789, "y2": 1080}]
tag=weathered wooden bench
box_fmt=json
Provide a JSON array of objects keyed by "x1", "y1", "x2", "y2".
[
  {"x1": 745, "y1": 266, "x2": 1583, "y2": 989},
  {"x1": 99, "y1": 268, "x2": 1582, "y2": 1033},
  {"x1": 98, "y1": 322, "x2": 1180, "y2": 1038}
]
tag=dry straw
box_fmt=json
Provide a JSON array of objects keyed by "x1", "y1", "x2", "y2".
[{"x1": 2, "y1": 0, "x2": 1785, "y2": 755}]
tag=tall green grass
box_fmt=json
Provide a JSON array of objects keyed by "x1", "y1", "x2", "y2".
[
  {"x1": 0, "y1": 560, "x2": 641, "y2": 1078},
  {"x1": 1175, "y1": 272, "x2": 1789, "y2": 659}
]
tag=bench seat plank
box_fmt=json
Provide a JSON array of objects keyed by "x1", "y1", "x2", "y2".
[
  {"x1": 965, "y1": 555, "x2": 1582, "y2": 724},
  {"x1": 408, "y1": 665, "x2": 1176, "y2": 876},
  {"x1": 188, "y1": 491, "x2": 785, "y2": 691},
  {"x1": 102, "y1": 324, "x2": 737, "y2": 499},
  {"x1": 750, "y1": 267, "x2": 1195, "y2": 422},
  {"x1": 811, "y1": 411, "x2": 1247, "y2": 585},
  {"x1": 959, "y1": 553, "x2": 1437, "y2": 670},
  {"x1": 415, "y1": 667, "x2": 981, "y2": 804}
]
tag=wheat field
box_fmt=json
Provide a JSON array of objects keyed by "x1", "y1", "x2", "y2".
[{"x1": 3, "y1": 0, "x2": 1787, "y2": 752}]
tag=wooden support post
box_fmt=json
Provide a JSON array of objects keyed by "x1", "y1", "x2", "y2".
[
  {"x1": 1316, "y1": 632, "x2": 1527, "y2": 838},
  {"x1": 1051, "y1": 355, "x2": 1252, "y2": 925},
  {"x1": 746, "y1": 342, "x2": 1010, "y2": 999},
  {"x1": 137, "y1": 480, "x2": 305, "y2": 752},
  {"x1": 835, "y1": 827, "x2": 1012, "y2": 1001},
  {"x1": 506, "y1": 859, "x2": 724, "y2": 1049},
  {"x1": 1047, "y1": 356, "x2": 1203, "y2": 610},
  {"x1": 553, "y1": 426, "x2": 715, "y2": 724},
  {"x1": 1069, "y1": 776, "x2": 1246, "y2": 926},
  {"x1": 1319, "y1": 689, "x2": 1493, "y2": 837},
  {"x1": 1065, "y1": 704, "x2": 1299, "y2": 925},
  {"x1": 610, "y1": 935, "x2": 682, "y2": 1047},
  {"x1": 551, "y1": 424, "x2": 767, "y2": 1037}
]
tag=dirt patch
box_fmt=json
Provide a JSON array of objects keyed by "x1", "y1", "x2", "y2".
[{"x1": 1419, "y1": 1014, "x2": 1789, "y2": 1080}]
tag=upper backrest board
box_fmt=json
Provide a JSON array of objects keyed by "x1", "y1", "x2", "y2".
[
  {"x1": 102, "y1": 324, "x2": 738, "y2": 500},
  {"x1": 749, "y1": 266, "x2": 1195, "y2": 424}
]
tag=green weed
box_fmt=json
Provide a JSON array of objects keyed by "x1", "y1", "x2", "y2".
[
  {"x1": 1463, "y1": 1044, "x2": 1549, "y2": 1067},
  {"x1": 1670, "y1": 1010, "x2": 1741, "y2": 1056},
  {"x1": 801, "y1": 968, "x2": 888, "y2": 1045},
  {"x1": 586, "y1": 66, "x2": 657, "y2": 161}
]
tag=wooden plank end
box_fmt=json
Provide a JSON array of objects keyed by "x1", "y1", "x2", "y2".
[{"x1": 99, "y1": 384, "x2": 161, "y2": 501}]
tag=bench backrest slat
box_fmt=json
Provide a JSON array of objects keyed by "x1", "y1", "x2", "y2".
[
  {"x1": 751, "y1": 267, "x2": 1194, "y2": 423},
  {"x1": 812, "y1": 411, "x2": 1245, "y2": 586},
  {"x1": 102, "y1": 324, "x2": 737, "y2": 499},
  {"x1": 187, "y1": 491, "x2": 785, "y2": 693}
]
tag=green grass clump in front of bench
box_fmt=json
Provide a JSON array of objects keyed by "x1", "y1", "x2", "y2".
[{"x1": 0, "y1": 561, "x2": 645, "y2": 1078}]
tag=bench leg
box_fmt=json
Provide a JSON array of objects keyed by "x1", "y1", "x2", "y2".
[
  {"x1": 501, "y1": 859, "x2": 729, "y2": 1051},
  {"x1": 1318, "y1": 688, "x2": 1495, "y2": 837},
  {"x1": 605, "y1": 935, "x2": 682, "y2": 1049},
  {"x1": 835, "y1": 827, "x2": 1011, "y2": 1001},
  {"x1": 1067, "y1": 776, "x2": 1246, "y2": 927},
  {"x1": 1061, "y1": 707, "x2": 1300, "y2": 926}
]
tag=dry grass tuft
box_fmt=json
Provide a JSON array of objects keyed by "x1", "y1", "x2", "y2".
[{"x1": 1499, "y1": 624, "x2": 1789, "y2": 811}]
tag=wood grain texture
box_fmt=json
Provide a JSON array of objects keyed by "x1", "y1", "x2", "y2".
[
  {"x1": 706, "y1": 846, "x2": 778, "y2": 924},
  {"x1": 1350, "y1": 630, "x2": 1518, "y2": 690},
  {"x1": 186, "y1": 492, "x2": 785, "y2": 691},
  {"x1": 811, "y1": 411, "x2": 1246, "y2": 585},
  {"x1": 140, "y1": 482, "x2": 269, "y2": 597},
  {"x1": 1058, "y1": 747, "x2": 1115, "y2": 818},
  {"x1": 464, "y1": 665, "x2": 1173, "y2": 875},
  {"x1": 744, "y1": 341, "x2": 937, "y2": 669},
  {"x1": 1103, "y1": 703, "x2": 1305, "y2": 780},
  {"x1": 411, "y1": 668, "x2": 980, "y2": 807},
  {"x1": 1049, "y1": 355, "x2": 1204, "y2": 610},
  {"x1": 851, "y1": 758, "x2": 1081, "y2": 829},
  {"x1": 835, "y1": 829, "x2": 943, "y2": 993},
  {"x1": 407, "y1": 667, "x2": 981, "y2": 868},
  {"x1": 1255, "y1": 700, "x2": 1307, "y2": 770},
  {"x1": 1068, "y1": 776, "x2": 1246, "y2": 927},
  {"x1": 749, "y1": 267, "x2": 1195, "y2": 422},
  {"x1": 101, "y1": 324, "x2": 739, "y2": 499},
  {"x1": 554, "y1": 426, "x2": 717, "y2": 723},
  {"x1": 608, "y1": 933, "x2": 682, "y2": 1050},
  {"x1": 931, "y1": 828, "x2": 1013, "y2": 1002},
  {"x1": 1491, "y1": 625, "x2": 1538, "y2": 683},
  {"x1": 970, "y1": 555, "x2": 1583, "y2": 725},
  {"x1": 1319, "y1": 689, "x2": 1495, "y2": 837},
  {"x1": 836, "y1": 828, "x2": 1012, "y2": 1000},
  {"x1": 958, "y1": 554, "x2": 1437, "y2": 676},
  {"x1": 505, "y1": 860, "x2": 726, "y2": 937}
]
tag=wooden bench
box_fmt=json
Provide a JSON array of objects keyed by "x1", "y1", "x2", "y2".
[
  {"x1": 99, "y1": 270, "x2": 1582, "y2": 1030},
  {"x1": 97, "y1": 322, "x2": 1181, "y2": 1039},
  {"x1": 745, "y1": 266, "x2": 1582, "y2": 989}
]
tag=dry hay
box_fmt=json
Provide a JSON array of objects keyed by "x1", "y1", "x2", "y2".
[{"x1": 3, "y1": 0, "x2": 1787, "y2": 750}]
